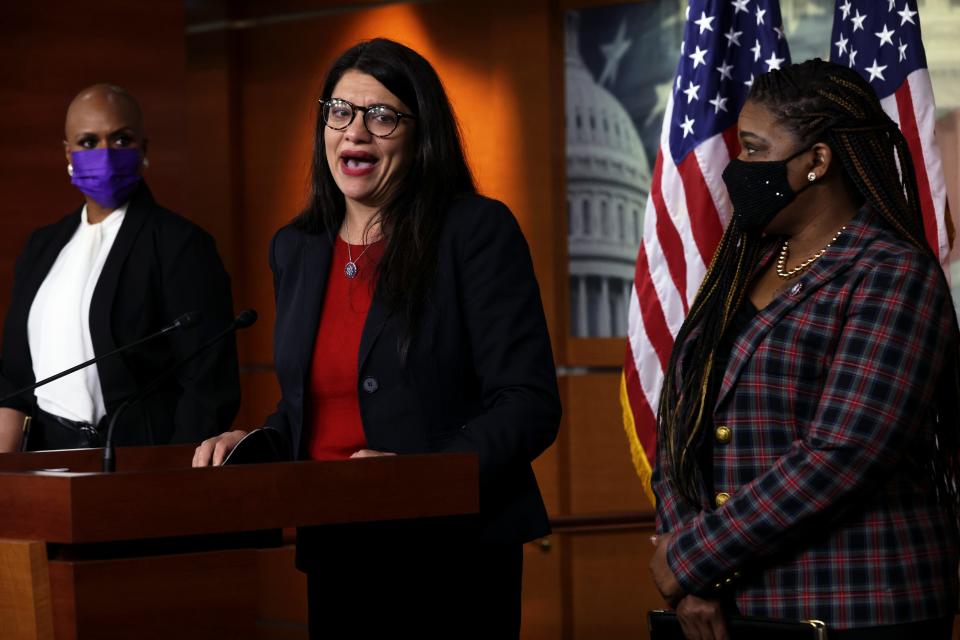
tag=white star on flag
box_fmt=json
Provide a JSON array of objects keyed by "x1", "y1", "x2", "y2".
[
  {"x1": 835, "y1": 33, "x2": 849, "y2": 56},
  {"x1": 745, "y1": 73, "x2": 755, "y2": 87},
  {"x1": 755, "y1": 6, "x2": 766, "y2": 25},
  {"x1": 716, "y1": 60, "x2": 734, "y2": 81},
  {"x1": 709, "y1": 92, "x2": 729, "y2": 113},
  {"x1": 765, "y1": 51, "x2": 785, "y2": 71},
  {"x1": 694, "y1": 11, "x2": 715, "y2": 34},
  {"x1": 751, "y1": 38, "x2": 762, "y2": 61},
  {"x1": 898, "y1": 4, "x2": 917, "y2": 25},
  {"x1": 851, "y1": 9, "x2": 867, "y2": 32},
  {"x1": 680, "y1": 115, "x2": 695, "y2": 138},
  {"x1": 875, "y1": 24, "x2": 895, "y2": 47},
  {"x1": 724, "y1": 27, "x2": 743, "y2": 47},
  {"x1": 825, "y1": 0, "x2": 952, "y2": 269},
  {"x1": 865, "y1": 58, "x2": 887, "y2": 82},
  {"x1": 840, "y1": 0, "x2": 852, "y2": 19},
  {"x1": 774, "y1": 25, "x2": 785, "y2": 40},
  {"x1": 689, "y1": 45, "x2": 708, "y2": 68},
  {"x1": 683, "y1": 80, "x2": 701, "y2": 103},
  {"x1": 731, "y1": 0, "x2": 750, "y2": 14}
]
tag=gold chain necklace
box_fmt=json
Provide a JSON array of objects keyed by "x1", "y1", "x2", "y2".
[{"x1": 776, "y1": 226, "x2": 846, "y2": 280}]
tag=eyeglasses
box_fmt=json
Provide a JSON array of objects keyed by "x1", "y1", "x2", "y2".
[{"x1": 320, "y1": 98, "x2": 415, "y2": 138}]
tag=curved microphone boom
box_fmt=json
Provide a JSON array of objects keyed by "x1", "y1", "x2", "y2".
[{"x1": 101, "y1": 309, "x2": 257, "y2": 472}]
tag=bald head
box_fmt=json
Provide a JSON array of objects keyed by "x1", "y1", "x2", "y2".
[{"x1": 64, "y1": 84, "x2": 147, "y2": 160}]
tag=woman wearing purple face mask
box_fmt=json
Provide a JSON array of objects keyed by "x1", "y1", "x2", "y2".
[{"x1": 0, "y1": 84, "x2": 240, "y2": 452}]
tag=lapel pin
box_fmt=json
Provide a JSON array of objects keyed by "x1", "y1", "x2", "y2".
[{"x1": 790, "y1": 282, "x2": 803, "y2": 296}]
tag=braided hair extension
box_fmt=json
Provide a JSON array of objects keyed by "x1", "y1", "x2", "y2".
[
  {"x1": 658, "y1": 58, "x2": 960, "y2": 513},
  {"x1": 658, "y1": 217, "x2": 765, "y2": 504}
]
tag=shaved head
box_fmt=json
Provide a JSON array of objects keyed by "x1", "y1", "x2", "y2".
[{"x1": 65, "y1": 84, "x2": 144, "y2": 138}]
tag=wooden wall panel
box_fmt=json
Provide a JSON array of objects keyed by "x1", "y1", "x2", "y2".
[
  {"x1": 522, "y1": 537, "x2": 564, "y2": 640},
  {"x1": 569, "y1": 529, "x2": 660, "y2": 640},
  {"x1": 0, "y1": 0, "x2": 192, "y2": 328},
  {"x1": 564, "y1": 373, "x2": 651, "y2": 515}
]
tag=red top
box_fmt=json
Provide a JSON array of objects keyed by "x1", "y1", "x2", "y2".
[{"x1": 306, "y1": 236, "x2": 385, "y2": 461}]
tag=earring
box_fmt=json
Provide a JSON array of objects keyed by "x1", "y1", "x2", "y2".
[
  {"x1": 67, "y1": 164, "x2": 74, "y2": 177},
  {"x1": 142, "y1": 157, "x2": 150, "y2": 168},
  {"x1": 807, "y1": 171, "x2": 816, "y2": 182}
]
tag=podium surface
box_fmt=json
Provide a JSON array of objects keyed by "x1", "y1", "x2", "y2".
[{"x1": 0, "y1": 444, "x2": 479, "y2": 639}]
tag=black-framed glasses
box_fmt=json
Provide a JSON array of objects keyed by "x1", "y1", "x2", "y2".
[{"x1": 320, "y1": 98, "x2": 415, "y2": 138}]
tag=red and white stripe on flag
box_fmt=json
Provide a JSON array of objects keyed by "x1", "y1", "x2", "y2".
[
  {"x1": 619, "y1": 0, "x2": 790, "y2": 506},
  {"x1": 621, "y1": 94, "x2": 736, "y2": 506},
  {"x1": 881, "y1": 69, "x2": 951, "y2": 266}
]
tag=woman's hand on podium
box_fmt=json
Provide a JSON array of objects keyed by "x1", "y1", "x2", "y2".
[{"x1": 192, "y1": 429, "x2": 248, "y2": 467}]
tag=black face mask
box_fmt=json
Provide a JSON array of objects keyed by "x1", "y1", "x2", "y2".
[{"x1": 722, "y1": 147, "x2": 813, "y2": 232}]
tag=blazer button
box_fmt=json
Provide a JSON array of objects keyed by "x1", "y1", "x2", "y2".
[
  {"x1": 715, "y1": 492, "x2": 731, "y2": 507},
  {"x1": 715, "y1": 425, "x2": 732, "y2": 444},
  {"x1": 362, "y1": 376, "x2": 379, "y2": 393}
]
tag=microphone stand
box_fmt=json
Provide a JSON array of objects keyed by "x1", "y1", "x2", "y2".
[
  {"x1": 102, "y1": 310, "x2": 257, "y2": 472},
  {"x1": 0, "y1": 311, "x2": 201, "y2": 405}
]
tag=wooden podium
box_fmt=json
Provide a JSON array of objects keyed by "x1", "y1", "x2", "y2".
[{"x1": 0, "y1": 445, "x2": 478, "y2": 640}]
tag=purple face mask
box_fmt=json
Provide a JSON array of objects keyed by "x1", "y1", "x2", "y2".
[{"x1": 70, "y1": 148, "x2": 142, "y2": 209}]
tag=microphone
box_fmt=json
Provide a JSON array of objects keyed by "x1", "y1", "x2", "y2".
[
  {"x1": 168, "y1": 311, "x2": 202, "y2": 332},
  {"x1": 0, "y1": 311, "x2": 202, "y2": 406},
  {"x1": 102, "y1": 309, "x2": 257, "y2": 472},
  {"x1": 234, "y1": 309, "x2": 257, "y2": 329}
]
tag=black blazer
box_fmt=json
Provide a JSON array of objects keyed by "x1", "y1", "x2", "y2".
[
  {"x1": 0, "y1": 183, "x2": 240, "y2": 446},
  {"x1": 265, "y1": 194, "x2": 561, "y2": 544}
]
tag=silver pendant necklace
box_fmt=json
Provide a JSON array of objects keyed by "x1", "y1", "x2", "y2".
[{"x1": 343, "y1": 217, "x2": 373, "y2": 279}]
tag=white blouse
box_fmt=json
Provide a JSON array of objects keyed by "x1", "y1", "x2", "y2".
[{"x1": 27, "y1": 203, "x2": 127, "y2": 424}]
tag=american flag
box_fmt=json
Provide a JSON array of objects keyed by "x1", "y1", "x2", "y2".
[
  {"x1": 829, "y1": 0, "x2": 951, "y2": 265},
  {"x1": 621, "y1": 0, "x2": 790, "y2": 504}
]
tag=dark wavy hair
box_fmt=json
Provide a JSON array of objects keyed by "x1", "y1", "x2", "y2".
[
  {"x1": 658, "y1": 58, "x2": 960, "y2": 511},
  {"x1": 295, "y1": 38, "x2": 476, "y2": 340}
]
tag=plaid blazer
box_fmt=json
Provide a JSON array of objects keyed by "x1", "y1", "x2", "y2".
[{"x1": 653, "y1": 207, "x2": 959, "y2": 629}]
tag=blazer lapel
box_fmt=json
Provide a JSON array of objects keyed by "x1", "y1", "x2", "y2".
[
  {"x1": 20, "y1": 211, "x2": 82, "y2": 312},
  {"x1": 713, "y1": 209, "x2": 879, "y2": 411},
  {"x1": 88, "y1": 183, "x2": 152, "y2": 355},
  {"x1": 9, "y1": 210, "x2": 82, "y2": 379},
  {"x1": 358, "y1": 291, "x2": 390, "y2": 372},
  {"x1": 295, "y1": 232, "x2": 333, "y2": 386}
]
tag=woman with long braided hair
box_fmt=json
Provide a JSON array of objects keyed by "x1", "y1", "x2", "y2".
[{"x1": 648, "y1": 59, "x2": 960, "y2": 639}]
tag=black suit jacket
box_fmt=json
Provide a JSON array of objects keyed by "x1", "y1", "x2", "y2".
[
  {"x1": 0, "y1": 183, "x2": 240, "y2": 446},
  {"x1": 265, "y1": 194, "x2": 561, "y2": 545}
]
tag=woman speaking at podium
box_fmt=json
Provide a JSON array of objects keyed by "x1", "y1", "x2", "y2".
[
  {"x1": 193, "y1": 39, "x2": 561, "y2": 637},
  {"x1": 0, "y1": 84, "x2": 240, "y2": 452}
]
